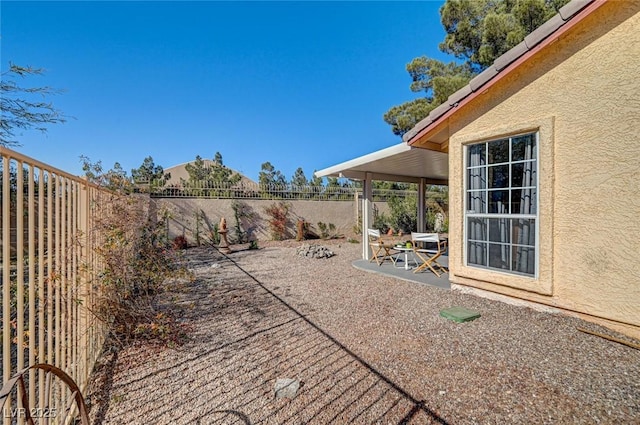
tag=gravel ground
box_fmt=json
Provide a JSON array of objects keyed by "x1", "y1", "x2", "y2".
[{"x1": 89, "y1": 240, "x2": 640, "y2": 424}]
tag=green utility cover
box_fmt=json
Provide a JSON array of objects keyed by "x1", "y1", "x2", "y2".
[{"x1": 440, "y1": 306, "x2": 481, "y2": 323}]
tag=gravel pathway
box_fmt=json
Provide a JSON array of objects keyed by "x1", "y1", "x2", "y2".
[{"x1": 90, "y1": 241, "x2": 640, "y2": 424}]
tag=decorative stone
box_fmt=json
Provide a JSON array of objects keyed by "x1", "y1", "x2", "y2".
[
  {"x1": 295, "y1": 244, "x2": 335, "y2": 259},
  {"x1": 274, "y1": 378, "x2": 300, "y2": 399}
]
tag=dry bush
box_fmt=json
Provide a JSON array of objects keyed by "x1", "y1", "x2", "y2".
[
  {"x1": 82, "y1": 159, "x2": 190, "y2": 346},
  {"x1": 264, "y1": 201, "x2": 290, "y2": 240},
  {"x1": 172, "y1": 235, "x2": 188, "y2": 250},
  {"x1": 89, "y1": 193, "x2": 190, "y2": 346}
]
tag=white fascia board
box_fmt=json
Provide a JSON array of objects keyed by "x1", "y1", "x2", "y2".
[{"x1": 314, "y1": 143, "x2": 411, "y2": 178}]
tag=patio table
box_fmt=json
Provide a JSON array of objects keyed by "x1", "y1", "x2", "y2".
[{"x1": 392, "y1": 245, "x2": 419, "y2": 270}]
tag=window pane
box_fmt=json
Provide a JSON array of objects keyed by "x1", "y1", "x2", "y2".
[
  {"x1": 489, "y1": 243, "x2": 510, "y2": 270},
  {"x1": 511, "y1": 163, "x2": 524, "y2": 187},
  {"x1": 467, "y1": 217, "x2": 487, "y2": 241},
  {"x1": 488, "y1": 165, "x2": 509, "y2": 188},
  {"x1": 517, "y1": 160, "x2": 536, "y2": 186},
  {"x1": 488, "y1": 139, "x2": 509, "y2": 164},
  {"x1": 468, "y1": 144, "x2": 486, "y2": 166},
  {"x1": 468, "y1": 241, "x2": 487, "y2": 266},
  {"x1": 511, "y1": 188, "x2": 536, "y2": 214},
  {"x1": 511, "y1": 219, "x2": 536, "y2": 246},
  {"x1": 468, "y1": 166, "x2": 486, "y2": 190},
  {"x1": 468, "y1": 191, "x2": 486, "y2": 213},
  {"x1": 488, "y1": 190, "x2": 509, "y2": 213},
  {"x1": 512, "y1": 134, "x2": 536, "y2": 161},
  {"x1": 525, "y1": 160, "x2": 536, "y2": 186},
  {"x1": 488, "y1": 218, "x2": 510, "y2": 243},
  {"x1": 512, "y1": 245, "x2": 535, "y2": 275}
]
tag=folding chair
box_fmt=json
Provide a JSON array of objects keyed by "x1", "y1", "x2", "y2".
[
  {"x1": 411, "y1": 232, "x2": 448, "y2": 276},
  {"x1": 367, "y1": 228, "x2": 397, "y2": 266}
]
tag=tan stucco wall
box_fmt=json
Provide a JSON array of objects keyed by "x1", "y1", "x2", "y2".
[
  {"x1": 153, "y1": 198, "x2": 381, "y2": 243},
  {"x1": 447, "y1": 1, "x2": 640, "y2": 337}
]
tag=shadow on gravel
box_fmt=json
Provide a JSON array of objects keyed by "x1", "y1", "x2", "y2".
[
  {"x1": 100, "y1": 247, "x2": 450, "y2": 424},
  {"x1": 220, "y1": 249, "x2": 450, "y2": 425},
  {"x1": 88, "y1": 345, "x2": 119, "y2": 425}
]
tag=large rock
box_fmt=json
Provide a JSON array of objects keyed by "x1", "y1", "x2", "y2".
[{"x1": 274, "y1": 378, "x2": 300, "y2": 399}]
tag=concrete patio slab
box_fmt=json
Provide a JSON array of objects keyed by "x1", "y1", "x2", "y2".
[{"x1": 352, "y1": 255, "x2": 450, "y2": 290}]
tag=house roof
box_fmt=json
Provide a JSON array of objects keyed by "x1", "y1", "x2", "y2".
[
  {"x1": 404, "y1": 0, "x2": 604, "y2": 147},
  {"x1": 314, "y1": 143, "x2": 448, "y2": 184}
]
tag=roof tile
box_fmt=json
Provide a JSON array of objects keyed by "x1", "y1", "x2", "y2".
[
  {"x1": 402, "y1": 116, "x2": 433, "y2": 142},
  {"x1": 469, "y1": 66, "x2": 499, "y2": 92},
  {"x1": 447, "y1": 85, "x2": 473, "y2": 107},
  {"x1": 524, "y1": 14, "x2": 565, "y2": 49},
  {"x1": 559, "y1": 0, "x2": 594, "y2": 21},
  {"x1": 494, "y1": 41, "x2": 529, "y2": 71},
  {"x1": 428, "y1": 102, "x2": 452, "y2": 122}
]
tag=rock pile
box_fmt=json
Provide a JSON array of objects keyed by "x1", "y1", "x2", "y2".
[{"x1": 296, "y1": 244, "x2": 335, "y2": 259}]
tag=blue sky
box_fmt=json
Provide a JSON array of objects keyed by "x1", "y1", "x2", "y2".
[{"x1": 2, "y1": 1, "x2": 449, "y2": 182}]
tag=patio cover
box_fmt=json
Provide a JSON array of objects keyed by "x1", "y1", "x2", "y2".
[
  {"x1": 314, "y1": 143, "x2": 448, "y2": 184},
  {"x1": 315, "y1": 143, "x2": 448, "y2": 260}
]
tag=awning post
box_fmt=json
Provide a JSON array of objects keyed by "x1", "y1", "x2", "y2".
[
  {"x1": 362, "y1": 173, "x2": 373, "y2": 260},
  {"x1": 418, "y1": 178, "x2": 426, "y2": 233}
]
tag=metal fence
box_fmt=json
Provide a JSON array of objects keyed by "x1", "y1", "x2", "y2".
[
  {"x1": 141, "y1": 180, "x2": 439, "y2": 202},
  {"x1": 1, "y1": 147, "x2": 109, "y2": 424}
]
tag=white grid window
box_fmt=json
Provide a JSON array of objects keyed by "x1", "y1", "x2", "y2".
[{"x1": 465, "y1": 132, "x2": 538, "y2": 276}]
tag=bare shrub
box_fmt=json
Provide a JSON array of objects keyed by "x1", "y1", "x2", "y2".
[
  {"x1": 264, "y1": 201, "x2": 290, "y2": 241},
  {"x1": 82, "y1": 159, "x2": 190, "y2": 346}
]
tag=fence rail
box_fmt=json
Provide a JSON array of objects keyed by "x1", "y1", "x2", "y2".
[
  {"x1": 140, "y1": 180, "x2": 447, "y2": 202},
  {"x1": 1, "y1": 147, "x2": 108, "y2": 425}
]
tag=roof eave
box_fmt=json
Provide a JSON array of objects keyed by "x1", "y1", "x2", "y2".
[{"x1": 406, "y1": 0, "x2": 606, "y2": 148}]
